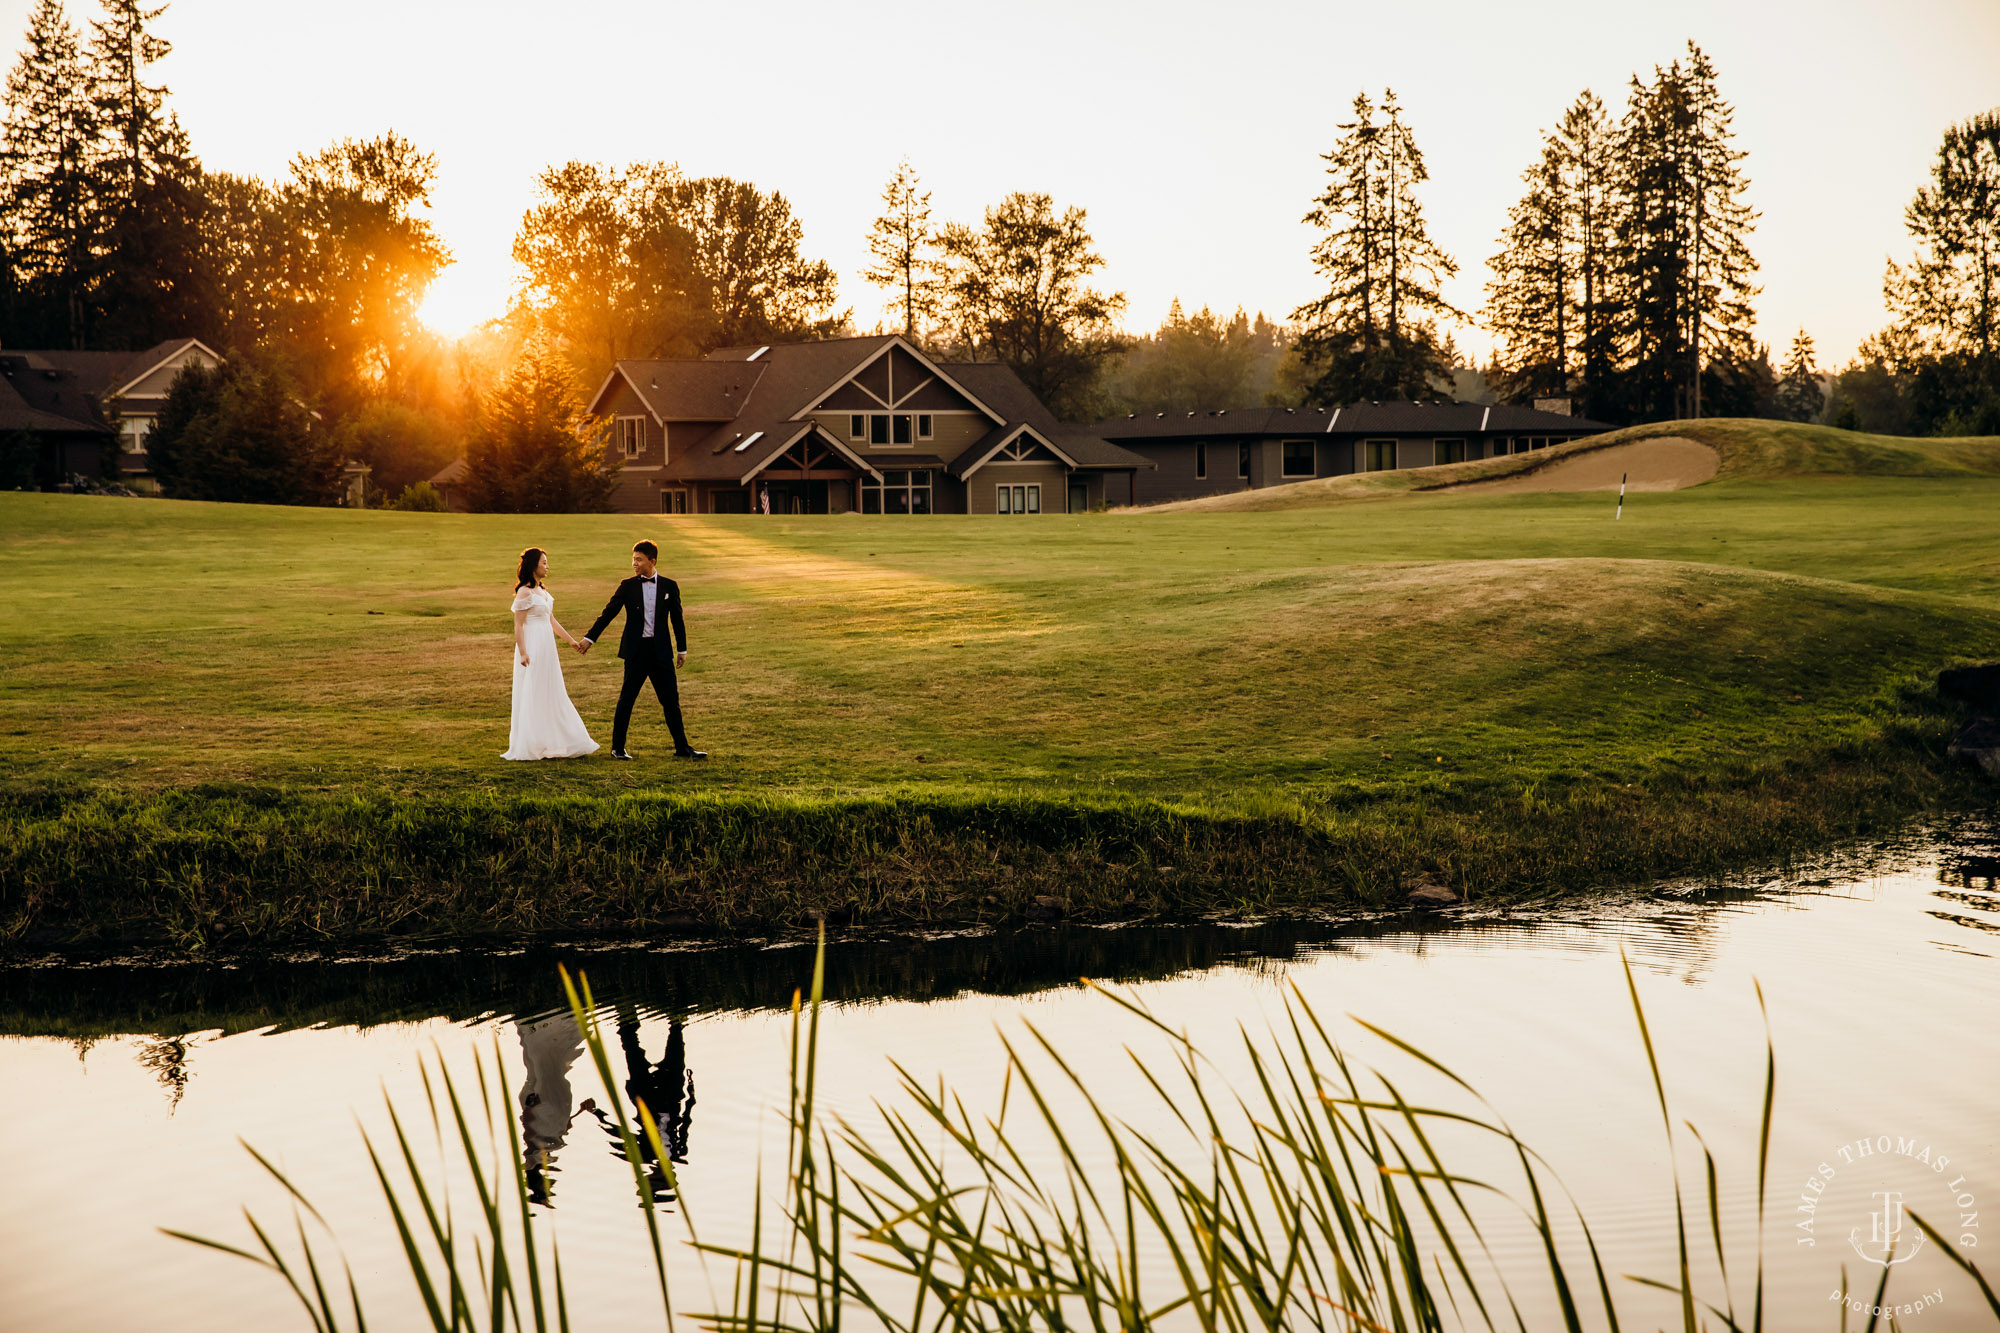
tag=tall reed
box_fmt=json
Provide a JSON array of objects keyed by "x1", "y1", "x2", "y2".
[{"x1": 169, "y1": 938, "x2": 2000, "y2": 1330}]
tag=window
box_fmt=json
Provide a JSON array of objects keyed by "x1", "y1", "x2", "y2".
[
  {"x1": 120, "y1": 418, "x2": 149, "y2": 454},
  {"x1": 659, "y1": 489, "x2": 689, "y2": 514},
  {"x1": 1195, "y1": 443, "x2": 1207, "y2": 479},
  {"x1": 861, "y1": 412, "x2": 917, "y2": 447},
  {"x1": 617, "y1": 416, "x2": 645, "y2": 458},
  {"x1": 1365, "y1": 439, "x2": 1398, "y2": 471},
  {"x1": 849, "y1": 413, "x2": 865, "y2": 440},
  {"x1": 996, "y1": 483, "x2": 1041, "y2": 515},
  {"x1": 860, "y1": 468, "x2": 932, "y2": 514},
  {"x1": 1238, "y1": 443, "x2": 1251, "y2": 479},
  {"x1": 1281, "y1": 440, "x2": 1315, "y2": 477},
  {"x1": 1434, "y1": 439, "x2": 1467, "y2": 464}
]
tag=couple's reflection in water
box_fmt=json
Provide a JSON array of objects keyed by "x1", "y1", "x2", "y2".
[{"x1": 515, "y1": 1005, "x2": 696, "y2": 1208}]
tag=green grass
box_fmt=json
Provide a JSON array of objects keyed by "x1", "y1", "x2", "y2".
[{"x1": 4, "y1": 419, "x2": 1998, "y2": 946}]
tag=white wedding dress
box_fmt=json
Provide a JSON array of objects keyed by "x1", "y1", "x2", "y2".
[{"x1": 503, "y1": 586, "x2": 600, "y2": 761}]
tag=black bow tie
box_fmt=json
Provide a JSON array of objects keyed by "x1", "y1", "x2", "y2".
[{"x1": 640, "y1": 576, "x2": 655, "y2": 583}]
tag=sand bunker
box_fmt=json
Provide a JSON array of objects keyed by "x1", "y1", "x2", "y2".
[{"x1": 1456, "y1": 436, "x2": 1720, "y2": 493}]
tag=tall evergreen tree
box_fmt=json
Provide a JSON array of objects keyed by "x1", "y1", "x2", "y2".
[
  {"x1": 146, "y1": 353, "x2": 338, "y2": 504},
  {"x1": 1774, "y1": 329, "x2": 1823, "y2": 422},
  {"x1": 1292, "y1": 90, "x2": 1460, "y2": 405},
  {"x1": 0, "y1": 0, "x2": 99, "y2": 346},
  {"x1": 1484, "y1": 140, "x2": 1569, "y2": 402},
  {"x1": 1484, "y1": 91, "x2": 1621, "y2": 414},
  {"x1": 463, "y1": 337, "x2": 617, "y2": 513},
  {"x1": 863, "y1": 158, "x2": 942, "y2": 337},
  {"x1": 1609, "y1": 45, "x2": 1759, "y2": 422},
  {"x1": 1680, "y1": 44, "x2": 1760, "y2": 419},
  {"x1": 85, "y1": 0, "x2": 208, "y2": 347},
  {"x1": 1884, "y1": 110, "x2": 2000, "y2": 367}
]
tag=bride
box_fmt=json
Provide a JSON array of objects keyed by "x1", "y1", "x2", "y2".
[{"x1": 504, "y1": 547, "x2": 600, "y2": 761}]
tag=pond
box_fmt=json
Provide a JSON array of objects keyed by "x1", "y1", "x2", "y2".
[{"x1": 2, "y1": 820, "x2": 1996, "y2": 1331}]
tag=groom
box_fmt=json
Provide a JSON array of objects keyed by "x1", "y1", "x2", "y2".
[{"x1": 578, "y1": 540, "x2": 706, "y2": 761}]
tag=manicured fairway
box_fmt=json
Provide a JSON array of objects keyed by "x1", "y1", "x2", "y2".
[{"x1": 3, "y1": 420, "x2": 1997, "y2": 943}]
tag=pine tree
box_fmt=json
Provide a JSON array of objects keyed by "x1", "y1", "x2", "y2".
[
  {"x1": 1681, "y1": 43, "x2": 1760, "y2": 419},
  {"x1": 1609, "y1": 45, "x2": 1759, "y2": 422},
  {"x1": 863, "y1": 158, "x2": 941, "y2": 338},
  {"x1": 1774, "y1": 329, "x2": 1823, "y2": 422},
  {"x1": 1555, "y1": 91, "x2": 1619, "y2": 416},
  {"x1": 85, "y1": 0, "x2": 208, "y2": 346},
  {"x1": 1484, "y1": 140, "x2": 1569, "y2": 402},
  {"x1": 1292, "y1": 90, "x2": 1460, "y2": 405},
  {"x1": 0, "y1": 0, "x2": 100, "y2": 346},
  {"x1": 1884, "y1": 110, "x2": 2000, "y2": 366},
  {"x1": 463, "y1": 337, "x2": 617, "y2": 513},
  {"x1": 1484, "y1": 91, "x2": 1619, "y2": 414}
]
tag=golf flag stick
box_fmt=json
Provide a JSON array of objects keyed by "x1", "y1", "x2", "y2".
[{"x1": 1616, "y1": 472, "x2": 1627, "y2": 520}]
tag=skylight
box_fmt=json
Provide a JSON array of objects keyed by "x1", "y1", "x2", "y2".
[
  {"x1": 747, "y1": 346, "x2": 769, "y2": 362},
  {"x1": 733, "y1": 430, "x2": 764, "y2": 453}
]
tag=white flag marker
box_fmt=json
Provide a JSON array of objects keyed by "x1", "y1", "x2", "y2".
[{"x1": 1616, "y1": 472, "x2": 1627, "y2": 520}]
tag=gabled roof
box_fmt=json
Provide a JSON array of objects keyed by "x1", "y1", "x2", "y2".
[
  {"x1": 588, "y1": 360, "x2": 765, "y2": 422},
  {"x1": 27, "y1": 337, "x2": 218, "y2": 401},
  {"x1": 942, "y1": 362, "x2": 1152, "y2": 471},
  {"x1": 949, "y1": 422, "x2": 1079, "y2": 477},
  {"x1": 0, "y1": 355, "x2": 113, "y2": 434},
  {"x1": 592, "y1": 336, "x2": 1151, "y2": 482}
]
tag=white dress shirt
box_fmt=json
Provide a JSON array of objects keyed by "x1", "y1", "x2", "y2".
[{"x1": 641, "y1": 575, "x2": 657, "y2": 637}]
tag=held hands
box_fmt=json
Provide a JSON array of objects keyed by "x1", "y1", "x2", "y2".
[
  {"x1": 575, "y1": 639, "x2": 592, "y2": 655},
  {"x1": 518, "y1": 649, "x2": 530, "y2": 667}
]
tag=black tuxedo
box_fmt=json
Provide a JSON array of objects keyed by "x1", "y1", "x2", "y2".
[
  {"x1": 585, "y1": 574, "x2": 693, "y2": 753},
  {"x1": 585, "y1": 575, "x2": 687, "y2": 659}
]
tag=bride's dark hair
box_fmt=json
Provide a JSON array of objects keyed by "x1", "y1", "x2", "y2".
[{"x1": 515, "y1": 547, "x2": 546, "y2": 591}]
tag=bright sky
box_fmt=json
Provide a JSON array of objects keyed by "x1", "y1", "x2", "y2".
[{"x1": 11, "y1": 0, "x2": 1998, "y2": 363}]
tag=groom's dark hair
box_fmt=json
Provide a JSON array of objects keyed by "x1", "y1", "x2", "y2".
[{"x1": 633, "y1": 540, "x2": 658, "y2": 561}]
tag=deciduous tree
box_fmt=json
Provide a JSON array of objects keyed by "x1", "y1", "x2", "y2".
[{"x1": 939, "y1": 190, "x2": 1126, "y2": 420}]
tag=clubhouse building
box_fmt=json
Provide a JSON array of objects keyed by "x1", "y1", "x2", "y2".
[
  {"x1": 1094, "y1": 400, "x2": 1614, "y2": 506},
  {"x1": 584, "y1": 335, "x2": 1152, "y2": 515}
]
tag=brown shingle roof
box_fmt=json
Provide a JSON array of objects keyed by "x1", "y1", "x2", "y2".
[
  {"x1": 0, "y1": 355, "x2": 114, "y2": 434},
  {"x1": 1094, "y1": 400, "x2": 1614, "y2": 439},
  {"x1": 598, "y1": 361, "x2": 765, "y2": 421}
]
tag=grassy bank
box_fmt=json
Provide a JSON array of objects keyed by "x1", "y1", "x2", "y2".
[{"x1": 4, "y1": 420, "x2": 1998, "y2": 947}]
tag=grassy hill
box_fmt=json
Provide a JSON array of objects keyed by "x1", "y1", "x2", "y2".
[
  {"x1": 1142, "y1": 419, "x2": 2000, "y2": 512},
  {"x1": 4, "y1": 419, "x2": 1997, "y2": 948}
]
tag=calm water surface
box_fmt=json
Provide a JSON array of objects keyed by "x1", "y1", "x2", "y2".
[{"x1": 3, "y1": 821, "x2": 1997, "y2": 1332}]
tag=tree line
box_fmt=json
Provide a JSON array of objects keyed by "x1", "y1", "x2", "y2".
[{"x1": 3, "y1": 6, "x2": 1992, "y2": 512}]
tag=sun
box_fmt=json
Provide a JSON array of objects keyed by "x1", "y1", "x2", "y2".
[{"x1": 417, "y1": 266, "x2": 505, "y2": 341}]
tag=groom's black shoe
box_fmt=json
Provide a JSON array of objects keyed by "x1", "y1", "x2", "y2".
[
  {"x1": 673, "y1": 748, "x2": 708, "y2": 760},
  {"x1": 610, "y1": 750, "x2": 634, "y2": 761}
]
